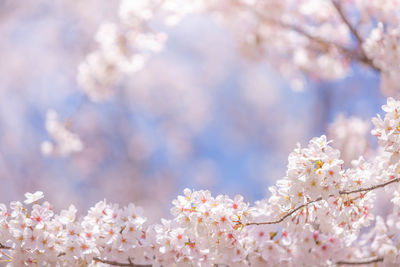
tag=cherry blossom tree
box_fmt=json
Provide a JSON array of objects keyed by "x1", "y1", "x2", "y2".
[{"x1": 1, "y1": 0, "x2": 400, "y2": 266}]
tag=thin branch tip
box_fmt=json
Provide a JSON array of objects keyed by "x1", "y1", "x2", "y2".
[{"x1": 336, "y1": 257, "x2": 384, "y2": 265}]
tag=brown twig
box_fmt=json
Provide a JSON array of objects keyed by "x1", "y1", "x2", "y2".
[
  {"x1": 246, "y1": 197, "x2": 323, "y2": 226},
  {"x1": 93, "y1": 257, "x2": 151, "y2": 267},
  {"x1": 0, "y1": 244, "x2": 11, "y2": 250},
  {"x1": 330, "y1": 0, "x2": 363, "y2": 45},
  {"x1": 250, "y1": 1, "x2": 381, "y2": 72},
  {"x1": 276, "y1": 20, "x2": 381, "y2": 72},
  {"x1": 336, "y1": 257, "x2": 384, "y2": 265},
  {"x1": 253, "y1": 10, "x2": 356, "y2": 57},
  {"x1": 340, "y1": 178, "x2": 400, "y2": 195},
  {"x1": 247, "y1": 176, "x2": 400, "y2": 226},
  {"x1": 277, "y1": 21, "x2": 354, "y2": 55},
  {"x1": 330, "y1": 0, "x2": 381, "y2": 72}
]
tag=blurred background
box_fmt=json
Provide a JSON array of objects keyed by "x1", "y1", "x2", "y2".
[{"x1": 0, "y1": 0, "x2": 387, "y2": 220}]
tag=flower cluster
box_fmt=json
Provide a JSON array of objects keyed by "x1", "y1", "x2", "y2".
[
  {"x1": 77, "y1": 0, "x2": 191, "y2": 101},
  {"x1": 362, "y1": 19, "x2": 400, "y2": 96},
  {"x1": 78, "y1": 0, "x2": 400, "y2": 96},
  {"x1": 372, "y1": 97, "x2": 400, "y2": 155},
  {"x1": 0, "y1": 193, "x2": 148, "y2": 266},
  {"x1": 267, "y1": 135, "x2": 374, "y2": 239},
  {"x1": 6, "y1": 98, "x2": 400, "y2": 266},
  {"x1": 0, "y1": 190, "x2": 351, "y2": 266},
  {"x1": 148, "y1": 189, "x2": 253, "y2": 265},
  {"x1": 41, "y1": 110, "x2": 83, "y2": 157}
]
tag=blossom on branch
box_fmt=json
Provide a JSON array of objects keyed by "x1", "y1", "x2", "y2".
[{"x1": 4, "y1": 98, "x2": 400, "y2": 265}]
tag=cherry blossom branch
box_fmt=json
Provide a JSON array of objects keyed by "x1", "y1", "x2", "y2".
[
  {"x1": 330, "y1": 0, "x2": 363, "y2": 47},
  {"x1": 252, "y1": 7, "x2": 380, "y2": 72},
  {"x1": 340, "y1": 177, "x2": 400, "y2": 195},
  {"x1": 245, "y1": 197, "x2": 323, "y2": 226},
  {"x1": 336, "y1": 256, "x2": 384, "y2": 265},
  {"x1": 92, "y1": 257, "x2": 152, "y2": 267},
  {"x1": 330, "y1": 0, "x2": 381, "y2": 72},
  {"x1": 277, "y1": 21, "x2": 355, "y2": 55},
  {"x1": 0, "y1": 245, "x2": 151, "y2": 267},
  {"x1": 248, "y1": 177, "x2": 400, "y2": 226},
  {"x1": 0, "y1": 244, "x2": 11, "y2": 250},
  {"x1": 252, "y1": 9, "x2": 355, "y2": 56},
  {"x1": 277, "y1": 21, "x2": 382, "y2": 72}
]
